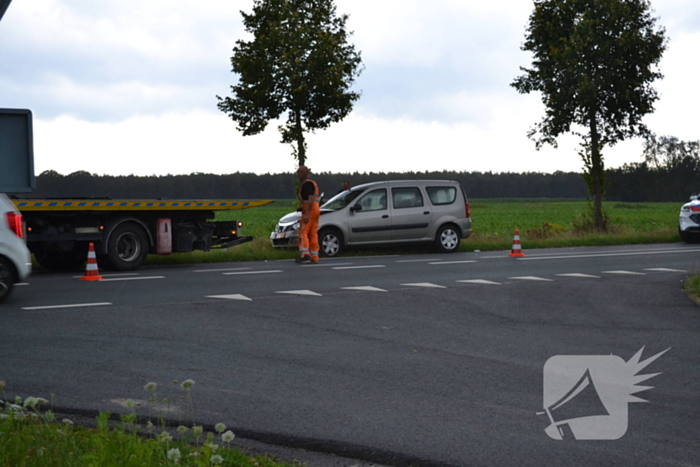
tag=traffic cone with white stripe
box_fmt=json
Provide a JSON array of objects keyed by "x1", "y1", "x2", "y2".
[
  {"x1": 80, "y1": 242, "x2": 103, "y2": 281},
  {"x1": 509, "y1": 229, "x2": 525, "y2": 257}
]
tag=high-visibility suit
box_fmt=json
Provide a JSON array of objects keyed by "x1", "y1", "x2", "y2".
[{"x1": 299, "y1": 178, "x2": 320, "y2": 262}]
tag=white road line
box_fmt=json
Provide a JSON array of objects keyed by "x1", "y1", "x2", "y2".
[
  {"x1": 300, "y1": 262, "x2": 353, "y2": 267},
  {"x1": 207, "y1": 294, "x2": 253, "y2": 301},
  {"x1": 457, "y1": 279, "x2": 502, "y2": 285},
  {"x1": 341, "y1": 286, "x2": 388, "y2": 292},
  {"x1": 557, "y1": 273, "x2": 601, "y2": 278},
  {"x1": 601, "y1": 270, "x2": 646, "y2": 275},
  {"x1": 72, "y1": 272, "x2": 140, "y2": 279},
  {"x1": 276, "y1": 290, "x2": 323, "y2": 296},
  {"x1": 518, "y1": 248, "x2": 700, "y2": 261},
  {"x1": 332, "y1": 265, "x2": 386, "y2": 270},
  {"x1": 396, "y1": 258, "x2": 441, "y2": 263},
  {"x1": 223, "y1": 270, "x2": 283, "y2": 276},
  {"x1": 509, "y1": 276, "x2": 554, "y2": 281},
  {"x1": 22, "y1": 302, "x2": 112, "y2": 311},
  {"x1": 15, "y1": 282, "x2": 29, "y2": 286},
  {"x1": 194, "y1": 267, "x2": 251, "y2": 273},
  {"x1": 99, "y1": 276, "x2": 166, "y2": 282},
  {"x1": 429, "y1": 260, "x2": 477, "y2": 265},
  {"x1": 401, "y1": 282, "x2": 447, "y2": 289},
  {"x1": 644, "y1": 268, "x2": 686, "y2": 272}
]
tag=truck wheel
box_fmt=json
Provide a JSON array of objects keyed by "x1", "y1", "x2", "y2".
[
  {"x1": 34, "y1": 243, "x2": 88, "y2": 271},
  {"x1": 0, "y1": 256, "x2": 18, "y2": 303},
  {"x1": 434, "y1": 224, "x2": 461, "y2": 253},
  {"x1": 319, "y1": 228, "x2": 343, "y2": 257},
  {"x1": 105, "y1": 223, "x2": 149, "y2": 271},
  {"x1": 679, "y1": 227, "x2": 700, "y2": 244}
]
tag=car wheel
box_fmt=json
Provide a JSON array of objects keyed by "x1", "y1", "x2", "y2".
[
  {"x1": 104, "y1": 222, "x2": 150, "y2": 271},
  {"x1": 679, "y1": 227, "x2": 700, "y2": 244},
  {"x1": 319, "y1": 228, "x2": 343, "y2": 257},
  {"x1": 0, "y1": 256, "x2": 18, "y2": 303},
  {"x1": 435, "y1": 224, "x2": 461, "y2": 253}
]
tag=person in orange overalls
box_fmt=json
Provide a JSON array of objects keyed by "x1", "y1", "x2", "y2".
[{"x1": 296, "y1": 165, "x2": 320, "y2": 264}]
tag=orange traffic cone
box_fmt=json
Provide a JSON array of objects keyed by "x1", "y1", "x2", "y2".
[
  {"x1": 80, "y1": 242, "x2": 103, "y2": 281},
  {"x1": 509, "y1": 229, "x2": 525, "y2": 257}
]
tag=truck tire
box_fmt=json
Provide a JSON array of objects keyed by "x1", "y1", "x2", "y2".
[
  {"x1": 319, "y1": 228, "x2": 343, "y2": 257},
  {"x1": 104, "y1": 222, "x2": 149, "y2": 271},
  {"x1": 434, "y1": 224, "x2": 461, "y2": 253},
  {"x1": 34, "y1": 243, "x2": 88, "y2": 271},
  {"x1": 0, "y1": 256, "x2": 18, "y2": 303}
]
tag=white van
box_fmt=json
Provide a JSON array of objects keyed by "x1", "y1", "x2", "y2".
[
  {"x1": 271, "y1": 180, "x2": 472, "y2": 257},
  {"x1": 0, "y1": 194, "x2": 32, "y2": 302}
]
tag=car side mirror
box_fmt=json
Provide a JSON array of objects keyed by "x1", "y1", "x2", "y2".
[{"x1": 350, "y1": 204, "x2": 363, "y2": 213}]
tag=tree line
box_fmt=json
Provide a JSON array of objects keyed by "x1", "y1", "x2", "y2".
[{"x1": 11, "y1": 166, "x2": 697, "y2": 202}]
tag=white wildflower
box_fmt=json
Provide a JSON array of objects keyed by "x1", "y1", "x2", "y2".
[
  {"x1": 62, "y1": 419, "x2": 74, "y2": 425},
  {"x1": 36, "y1": 398, "x2": 49, "y2": 406},
  {"x1": 209, "y1": 454, "x2": 224, "y2": 465},
  {"x1": 23, "y1": 397, "x2": 38, "y2": 409},
  {"x1": 177, "y1": 425, "x2": 189, "y2": 435},
  {"x1": 0, "y1": 414, "x2": 8, "y2": 420},
  {"x1": 221, "y1": 430, "x2": 235, "y2": 443},
  {"x1": 0, "y1": 380, "x2": 5, "y2": 391},
  {"x1": 146, "y1": 420, "x2": 154, "y2": 432},
  {"x1": 180, "y1": 379, "x2": 195, "y2": 390},
  {"x1": 215, "y1": 422, "x2": 226, "y2": 433},
  {"x1": 167, "y1": 448, "x2": 181, "y2": 463},
  {"x1": 144, "y1": 382, "x2": 157, "y2": 392},
  {"x1": 205, "y1": 443, "x2": 219, "y2": 452},
  {"x1": 125, "y1": 399, "x2": 135, "y2": 409},
  {"x1": 192, "y1": 425, "x2": 203, "y2": 437},
  {"x1": 44, "y1": 410, "x2": 55, "y2": 422},
  {"x1": 157, "y1": 431, "x2": 173, "y2": 443}
]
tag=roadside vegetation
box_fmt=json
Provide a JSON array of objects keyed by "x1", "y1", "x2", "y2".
[
  {"x1": 0, "y1": 380, "x2": 298, "y2": 467},
  {"x1": 144, "y1": 198, "x2": 681, "y2": 266}
]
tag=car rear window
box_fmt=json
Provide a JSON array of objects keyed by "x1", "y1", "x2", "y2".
[{"x1": 427, "y1": 186, "x2": 457, "y2": 205}]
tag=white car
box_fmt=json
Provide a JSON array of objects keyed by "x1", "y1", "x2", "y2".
[
  {"x1": 0, "y1": 194, "x2": 32, "y2": 302},
  {"x1": 679, "y1": 194, "x2": 700, "y2": 243},
  {"x1": 271, "y1": 179, "x2": 472, "y2": 257}
]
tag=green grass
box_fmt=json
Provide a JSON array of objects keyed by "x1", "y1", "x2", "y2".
[{"x1": 145, "y1": 199, "x2": 681, "y2": 266}]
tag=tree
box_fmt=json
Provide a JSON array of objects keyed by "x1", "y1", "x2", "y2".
[
  {"x1": 511, "y1": 0, "x2": 666, "y2": 229},
  {"x1": 643, "y1": 134, "x2": 700, "y2": 170},
  {"x1": 217, "y1": 0, "x2": 362, "y2": 167}
]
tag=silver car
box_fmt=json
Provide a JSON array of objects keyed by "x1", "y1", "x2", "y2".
[
  {"x1": 0, "y1": 194, "x2": 32, "y2": 302},
  {"x1": 270, "y1": 180, "x2": 471, "y2": 257}
]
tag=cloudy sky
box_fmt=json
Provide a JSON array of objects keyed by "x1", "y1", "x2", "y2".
[{"x1": 1, "y1": 0, "x2": 698, "y2": 177}]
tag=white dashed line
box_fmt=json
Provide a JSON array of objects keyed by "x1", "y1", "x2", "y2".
[
  {"x1": 429, "y1": 261, "x2": 477, "y2": 265},
  {"x1": 644, "y1": 268, "x2": 686, "y2": 272},
  {"x1": 301, "y1": 262, "x2": 354, "y2": 267},
  {"x1": 341, "y1": 286, "x2": 388, "y2": 292},
  {"x1": 223, "y1": 270, "x2": 283, "y2": 276},
  {"x1": 401, "y1": 283, "x2": 447, "y2": 289},
  {"x1": 601, "y1": 270, "x2": 646, "y2": 275},
  {"x1": 207, "y1": 294, "x2": 253, "y2": 301},
  {"x1": 195, "y1": 267, "x2": 251, "y2": 273},
  {"x1": 509, "y1": 276, "x2": 554, "y2": 281},
  {"x1": 276, "y1": 290, "x2": 323, "y2": 296},
  {"x1": 557, "y1": 273, "x2": 601, "y2": 278},
  {"x1": 22, "y1": 302, "x2": 112, "y2": 311},
  {"x1": 518, "y1": 248, "x2": 700, "y2": 261},
  {"x1": 396, "y1": 258, "x2": 441, "y2": 263},
  {"x1": 99, "y1": 276, "x2": 166, "y2": 282},
  {"x1": 457, "y1": 279, "x2": 501, "y2": 285},
  {"x1": 332, "y1": 265, "x2": 386, "y2": 270}
]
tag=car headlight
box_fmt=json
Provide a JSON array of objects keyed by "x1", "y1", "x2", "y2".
[
  {"x1": 682, "y1": 206, "x2": 690, "y2": 213},
  {"x1": 292, "y1": 221, "x2": 299, "y2": 231}
]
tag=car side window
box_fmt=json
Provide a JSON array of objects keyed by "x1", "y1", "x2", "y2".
[
  {"x1": 426, "y1": 187, "x2": 457, "y2": 205},
  {"x1": 356, "y1": 189, "x2": 387, "y2": 212},
  {"x1": 392, "y1": 187, "x2": 424, "y2": 209}
]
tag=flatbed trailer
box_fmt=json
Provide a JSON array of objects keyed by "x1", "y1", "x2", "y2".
[{"x1": 12, "y1": 198, "x2": 273, "y2": 271}]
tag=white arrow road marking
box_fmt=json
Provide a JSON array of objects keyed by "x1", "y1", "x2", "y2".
[
  {"x1": 457, "y1": 279, "x2": 502, "y2": 285},
  {"x1": 401, "y1": 283, "x2": 447, "y2": 288},
  {"x1": 644, "y1": 268, "x2": 686, "y2": 272},
  {"x1": 429, "y1": 261, "x2": 477, "y2": 265},
  {"x1": 601, "y1": 270, "x2": 646, "y2": 275},
  {"x1": 223, "y1": 270, "x2": 283, "y2": 276},
  {"x1": 341, "y1": 286, "x2": 388, "y2": 292},
  {"x1": 509, "y1": 276, "x2": 554, "y2": 281},
  {"x1": 332, "y1": 265, "x2": 386, "y2": 270},
  {"x1": 207, "y1": 294, "x2": 253, "y2": 301},
  {"x1": 557, "y1": 273, "x2": 601, "y2": 278},
  {"x1": 22, "y1": 302, "x2": 112, "y2": 311},
  {"x1": 276, "y1": 290, "x2": 323, "y2": 296}
]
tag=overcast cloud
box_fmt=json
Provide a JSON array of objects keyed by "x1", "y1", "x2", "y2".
[{"x1": 1, "y1": 0, "x2": 698, "y2": 176}]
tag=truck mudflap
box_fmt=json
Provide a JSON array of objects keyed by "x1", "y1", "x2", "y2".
[{"x1": 217, "y1": 235, "x2": 253, "y2": 249}]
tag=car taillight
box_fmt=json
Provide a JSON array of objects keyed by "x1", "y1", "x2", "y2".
[
  {"x1": 6, "y1": 212, "x2": 24, "y2": 239},
  {"x1": 465, "y1": 202, "x2": 471, "y2": 218}
]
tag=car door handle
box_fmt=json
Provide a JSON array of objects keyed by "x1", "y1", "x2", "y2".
[
  {"x1": 382, "y1": 215, "x2": 389, "y2": 218},
  {"x1": 423, "y1": 211, "x2": 430, "y2": 215}
]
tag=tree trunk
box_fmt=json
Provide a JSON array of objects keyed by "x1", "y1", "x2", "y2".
[
  {"x1": 588, "y1": 109, "x2": 606, "y2": 231},
  {"x1": 295, "y1": 111, "x2": 306, "y2": 167}
]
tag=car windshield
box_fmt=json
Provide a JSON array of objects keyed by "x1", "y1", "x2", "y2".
[{"x1": 321, "y1": 189, "x2": 363, "y2": 211}]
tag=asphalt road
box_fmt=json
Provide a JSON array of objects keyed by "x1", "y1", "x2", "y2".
[{"x1": 1, "y1": 243, "x2": 700, "y2": 466}]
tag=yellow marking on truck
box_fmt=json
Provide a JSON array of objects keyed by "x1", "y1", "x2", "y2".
[{"x1": 13, "y1": 199, "x2": 273, "y2": 211}]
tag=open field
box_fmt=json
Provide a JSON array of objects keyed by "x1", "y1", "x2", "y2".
[{"x1": 144, "y1": 199, "x2": 681, "y2": 266}]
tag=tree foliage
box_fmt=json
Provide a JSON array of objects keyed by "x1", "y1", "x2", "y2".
[
  {"x1": 217, "y1": 0, "x2": 362, "y2": 167},
  {"x1": 511, "y1": 0, "x2": 666, "y2": 229}
]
